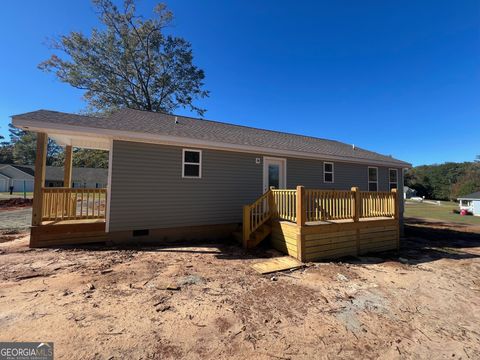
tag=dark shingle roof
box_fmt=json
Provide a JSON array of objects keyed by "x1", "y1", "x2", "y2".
[
  {"x1": 458, "y1": 191, "x2": 480, "y2": 200},
  {"x1": 12, "y1": 109, "x2": 410, "y2": 166}
]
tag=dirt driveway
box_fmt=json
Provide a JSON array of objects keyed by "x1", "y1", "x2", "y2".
[{"x1": 0, "y1": 220, "x2": 479, "y2": 359}]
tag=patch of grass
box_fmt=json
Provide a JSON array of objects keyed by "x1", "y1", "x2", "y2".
[{"x1": 404, "y1": 200, "x2": 480, "y2": 225}]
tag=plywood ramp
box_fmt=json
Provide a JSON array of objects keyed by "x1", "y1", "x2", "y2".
[{"x1": 251, "y1": 256, "x2": 303, "y2": 274}]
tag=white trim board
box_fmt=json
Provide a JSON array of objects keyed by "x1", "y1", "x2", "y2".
[
  {"x1": 12, "y1": 118, "x2": 411, "y2": 168},
  {"x1": 105, "y1": 139, "x2": 113, "y2": 233}
]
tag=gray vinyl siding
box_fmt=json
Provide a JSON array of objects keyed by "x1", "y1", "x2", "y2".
[
  {"x1": 109, "y1": 141, "x2": 263, "y2": 231},
  {"x1": 286, "y1": 158, "x2": 398, "y2": 192},
  {"x1": 109, "y1": 140, "x2": 406, "y2": 232}
]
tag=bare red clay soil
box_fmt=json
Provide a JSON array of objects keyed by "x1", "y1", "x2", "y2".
[{"x1": 0, "y1": 219, "x2": 479, "y2": 359}]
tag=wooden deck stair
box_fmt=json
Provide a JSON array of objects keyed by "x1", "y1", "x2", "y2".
[
  {"x1": 234, "y1": 223, "x2": 272, "y2": 249},
  {"x1": 247, "y1": 223, "x2": 271, "y2": 248},
  {"x1": 241, "y1": 190, "x2": 274, "y2": 249}
]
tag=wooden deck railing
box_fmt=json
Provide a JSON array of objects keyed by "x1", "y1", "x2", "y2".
[
  {"x1": 271, "y1": 189, "x2": 297, "y2": 222},
  {"x1": 360, "y1": 191, "x2": 397, "y2": 218},
  {"x1": 42, "y1": 188, "x2": 107, "y2": 221},
  {"x1": 267, "y1": 186, "x2": 398, "y2": 225},
  {"x1": 305, "y1": 189, "x2": 354, "y2": 222}
]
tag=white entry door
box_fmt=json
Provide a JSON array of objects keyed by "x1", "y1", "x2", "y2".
[{"x1": 263, "y1": 157, "x2": 286, "y2": 193}]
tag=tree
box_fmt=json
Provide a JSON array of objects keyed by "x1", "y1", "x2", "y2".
[
  {"x1": 52, "y1": 148, "x2": 109, "y2": 169},
  {"x1": 0, "y1": 131, "x2": 14, "y2": 163},
  {"x1": 405, "y1": 161, "x2": 480, "y2": 200},
  {"x1": 8, "y1": 124, "x2": 61, "y2": 166},
  {"x1": 39, "y1": 0, "x2": 208, "y2": 115}
]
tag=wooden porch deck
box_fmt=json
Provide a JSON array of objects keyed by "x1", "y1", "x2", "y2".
[
  {"x1": 31, "y1": 219, "x2": 107, "y2": 247},
  {"x1": 243, "y1": 186, "x2": 400, "y2": 261}
]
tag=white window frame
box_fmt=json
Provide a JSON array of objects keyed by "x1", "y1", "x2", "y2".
[
  {"x1": 182, "y1": 149, "x2": 202, "y2": 179},
  {"x1": 323, "y1": 162, "x2": 334, "y2": 183},
  {"x1": 368, "y1": 166, "x2": 378, "y2": 192},
  {"x1": 389, "y1": 168, "x2": 398, "y2": 190}
]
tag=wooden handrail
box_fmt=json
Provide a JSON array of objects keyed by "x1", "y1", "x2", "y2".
[
  {"x1": 41, "y1": 187, "x2": 107, "y2": 222},
  {"x1": 243, "y1": 190, "x2": 272, "y2": 246}
]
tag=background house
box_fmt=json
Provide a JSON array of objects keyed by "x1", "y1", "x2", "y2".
[
  {"x1": 458, "y1": 191, "x2": 480, "y2": 216},
  {"x1": 0, "y1": 164, "x2": 107, "y2": 192},
  {"x1": 403, "y1": 186, "x2": 417, "y2": 199}
]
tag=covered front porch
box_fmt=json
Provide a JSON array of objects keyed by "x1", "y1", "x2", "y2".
[{"x1": 30, "y1": 132, "x2": 110, "y2": 247}]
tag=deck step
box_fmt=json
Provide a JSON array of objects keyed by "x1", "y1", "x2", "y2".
[{"x1": 247, "y1": 224, "x2": 271, "y2": 248}]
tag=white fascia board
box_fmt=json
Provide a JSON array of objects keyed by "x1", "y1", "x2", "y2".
[{"x1": 12, "y1": 118, "x2": 412, "y2": 168}]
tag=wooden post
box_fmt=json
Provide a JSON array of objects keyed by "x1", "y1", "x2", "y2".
[
  {"x1": 32, "y1": 133, "x2": 47, "y2": 226},
  {"x1": 63, "y1": 145, "x2": 73, "y2": 188},
  {"x1": 296, "y1": 185, "x2": 305, "y2": 227},
  {"x1": 392, "y1": 188, "x2": 399, "y2": 219},
  {"x1": 243, "y1": 205, "x2": 250, "y2": 248},
  {"x1": 269, "y1": 186, "x2": 275, "y2": 218},
  {"x1": 351, "y1": 187, "x2": 360, "y2": 222},
  {"x1": 391, "y1": 188, "x2": 400, "y2": 250}
]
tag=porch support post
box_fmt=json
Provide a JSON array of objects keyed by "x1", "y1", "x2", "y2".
[
  {"x1": 32, "y1": 132, "x2": 47, "y2": 226},
  {"x1": 63, "y1": 145, "x2": 73, "y2": 188}
]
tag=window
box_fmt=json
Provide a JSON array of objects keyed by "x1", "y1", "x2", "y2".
[
  {"x1": 324, "y1": 162, "x2": 334, "y2": 183},
  {"x1": 389, "y1": 169, "x2": 398, "y2": 190},
  {"x1": 368, "y1": 167, "x2": 378, "y2": 192},
  {"x1": 182, "y1": 149, "x2": 202, "y2": 178}
]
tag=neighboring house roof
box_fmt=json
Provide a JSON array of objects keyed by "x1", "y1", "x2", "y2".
[
  {"x1": 457, "y1": 191, "x2": 480, "y2": 200},
  {"x1": 10, "y1": 164, "x2": 35, "y2": 177},
  {"x1": 12, "y1": 109, "x2": 411, "y2": 167},
  {"x1": 0, "y1": 164, "x2": 107, "y2": 184}
]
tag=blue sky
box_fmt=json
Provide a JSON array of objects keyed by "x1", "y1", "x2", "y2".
[{"x1": 1, "y1": 1, "x2": 479, "y2": 166}]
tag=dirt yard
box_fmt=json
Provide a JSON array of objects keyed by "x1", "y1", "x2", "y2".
[{"x1": 0, "y1": 219, "x2": 479, "y2": 359}]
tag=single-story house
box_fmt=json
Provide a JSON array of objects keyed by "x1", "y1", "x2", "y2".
[
  {"x1": 12, "y1": 109, "x2": 411, "y2": 260},
  {"x1": 458, "y1": 191, "x2": 480, "y2": 216},
  {"x1": 0, "y1": 163, "x2": 107, "y2": 192}
]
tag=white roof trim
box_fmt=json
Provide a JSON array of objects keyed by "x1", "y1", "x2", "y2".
[
  {"x1": 0, "y1": 172, "x2": 12, "y2": 180},
  {"x1": 13, "y1": 118, "x2": 412, "y2": 168}
]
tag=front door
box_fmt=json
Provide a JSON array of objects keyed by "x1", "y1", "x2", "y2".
[{"x1": 263, "y1": 157, "x2": 286, "y2": 193}]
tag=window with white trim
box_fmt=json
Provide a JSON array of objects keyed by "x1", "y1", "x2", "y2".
[
  {"x1": 389, "y1": 169, "x2": 398, "y2": 190},
  {"x1": 324, "y1": 162, "x2": 334, "y2": 183},
  {"x1": 368, "y1": 167, "x2": 378, "y2": 192},
  {"x1": 182, "y1": 149, "x2": 202, "y2": 178}
]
